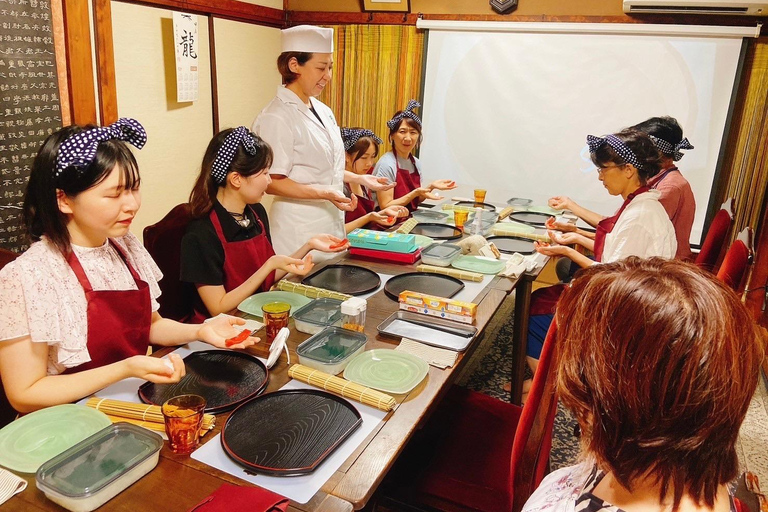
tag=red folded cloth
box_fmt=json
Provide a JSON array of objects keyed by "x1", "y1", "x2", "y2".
[{"x1": 188, "y1": 484, "x2": 289, "y2": 512}]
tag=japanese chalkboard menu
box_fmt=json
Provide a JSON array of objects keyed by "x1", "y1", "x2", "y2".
[{"x1": 0, "y1": 0, "x2": 62, "y2": 253}]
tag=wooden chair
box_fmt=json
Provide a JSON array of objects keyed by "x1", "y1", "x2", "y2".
[
  {"x1": 143, "y1": 203, "x2": 194, "y2": 322},
  {"x1": 717, "y1": 227, "x2": 754, "y2": 295},
  {"x1": 696, "y1": 198, "x2": 735, "y2": 273},
  {"x1": 0, "y1": 248, "x2": 20, "y2": 428},
  {"x1": 376, "y1": 321, "x2": 559, "y2": 512}
]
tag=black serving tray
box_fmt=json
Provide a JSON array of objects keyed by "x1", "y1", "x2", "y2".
[
  {"x1": 454, "y1": 201, "x2": 496, "y2": 212},
  {"x1": 487, "y1": 235, "x2": 536, "y2": 254},
  {"x1": 221, "y1": 389, "x2": 362, "y2": 476},
  {"x1": 507, "y1": 211, "x2": 552, "y2": 228},
  {"x1": 138, "y1": 350, "x2": 268, "y2": 414},
  {"x1": 301, "y1": 264, "x2": 381, "y2": 296},
  {"x1": 409, "y1": 223, "x2": 462, "y2": 241},
  {"x1": 383, "y1": 272, "x2": 465, "y2": 301}
]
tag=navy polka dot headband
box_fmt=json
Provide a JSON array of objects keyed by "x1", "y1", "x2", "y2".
[
  {"x1": 587, "y1": 134, "x2": 644, "y2": 171},
  {"x1": 649, "y1": 135, "x2": 694, "y2": 162},
  {"x1": 387, "y1": 99, "x2": 421, "y2": 130},
  {"x1": 54, "y1": 118, "x2": 147, "y2": 177},
  {"x1": 340, "y1": 127, "x2": 383, "y2": 152},
  {"x1": 211, "y1": 127, "x2": 259, "y2": 184}
]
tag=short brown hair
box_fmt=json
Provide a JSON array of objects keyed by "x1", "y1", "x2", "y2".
[
  {"x1": 556, "y1": 257, "x2": 765, "y2": 509},
  {"x1": 590, "y1": 128, "x2": 663, "y2": 183},
  {"x1": 276, "y1": 52, "x2": 312, "y2": 85}
]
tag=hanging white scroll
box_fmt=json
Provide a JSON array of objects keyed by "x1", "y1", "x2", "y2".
[{"x1": 172, "y1": 12, "x2": 199, "y2": 102}]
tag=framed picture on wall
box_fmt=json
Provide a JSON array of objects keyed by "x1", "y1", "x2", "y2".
[{"x1": 360, "y1": 0, "x2": 411, "y2": 12}]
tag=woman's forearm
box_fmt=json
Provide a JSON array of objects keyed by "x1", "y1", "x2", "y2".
[
  {"x1": 267, "y1": 176, "x2": 327, "y2": 200},
  {"x1": 192, "y1": 261, "x2": 278, "y2": 318},
  {"x1": 345, "y1": 212, "x2": 375, "y2": 233},
  {"x1": 569, "y1": 203, "x2": 605, "y2": 228}
]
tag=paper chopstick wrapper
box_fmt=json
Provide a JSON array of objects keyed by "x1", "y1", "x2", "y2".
[
  {"x1": 86, "y1": 397, "x2": 215, "y2": 436},
  {"x1": 395, "y1": 218, "x2": 418, "y2": 234},
  {"x1": 492, "y1": 224, "x2": 551, "y2": 242},
  {"x1": 416, "y1": 264, "x2": 483, "y2": 282},
  {"x1": 288, "y1": 364, "x2": 396, "y2": 411},
  {"x1": 275, "y1": 280, "x2": 352, "y2": 301},
  {"x1": 0, "y1": 467, "x2": 26, "y2": 506},
  {"x1": 396, "y1": 338, "x2": 458, "y2": 369}
]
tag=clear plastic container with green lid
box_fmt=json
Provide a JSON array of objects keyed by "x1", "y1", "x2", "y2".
[
  {"x1": 297, "y1": 326, "x2": 367, "y2": 375},
  {"x1": 35, "y1": 422, "x2": 163, "y2": 512},
  {"x1": 292, "y1": 297, "x2": 343, "y2": 334}
]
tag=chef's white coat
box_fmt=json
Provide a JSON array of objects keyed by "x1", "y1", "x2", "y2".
[{"x1": 252, "y1": 86, "x2": 346, "y2": 258}]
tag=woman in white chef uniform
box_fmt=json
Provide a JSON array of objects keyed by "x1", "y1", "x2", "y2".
[{"x1": 252, "y1": 25, "x2": 391, "y2": 258}]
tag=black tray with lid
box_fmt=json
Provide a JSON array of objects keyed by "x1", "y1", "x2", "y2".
[
  {"x1": 409, "y1": 223, "x2": 462, "y2": 241},
  {"x1": 301, "y1": 264, "x2": 381, "y2": 296},
  {"x1": 487, "y1": 235, "x2": 536, "y2": 254},
  {"x1": 383, "y1": 272, "x2": 465, "y2": 301},
  {"x1": 507, "y1": 211, "x2": 551, "y2": 228}
]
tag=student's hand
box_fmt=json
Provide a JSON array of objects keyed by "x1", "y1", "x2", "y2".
[
  {"x1": 533, "y1": 240, "x2": 570, "y2": 257},
  {"x1": 269, "y1": 254, "x2": 314, "y2": 276},
  {"x1": 416, "y1": 187, "x2": 442, "y2": 201},
  {"x1": 547, "y1": 229, "x2": 580, "y2": 245},
  {"x1": 369, "y1": 211, "x2": 397, "y2": 227},
  {"x1": 548, "y1": 196, "x2": 575, "y2": 211},
  {"x1": 198, "y1": 316, "x2": 259, "y2": 349},
  {"x1": 309, "y1": 234, "x2": 349, "y2": 252},
  {"x1": 429, "y1": 179, "x2": 457, "y2": 191},
  {"x1": 545, "y1": 216, "x2": 577, "y2": 233},
  {"x1": 326, "y1": 190, "x2": 358, "y2": 212},
  {"x1": 381, "y1": 205, "x2": 409, "y2": 219},
  {"x1": 126, "y1": 353, "x2": 185, "y2": 383},
  {"x1": 358, "y1": 174, "x2": 395, "y2": 192}
]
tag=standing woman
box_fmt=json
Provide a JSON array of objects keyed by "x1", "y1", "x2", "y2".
[
  {"x1": 252, "y1": 25, "x2": 392, "y2": 258},
  {"x1": 0, "y1": 120, "x2": 255, "y2": 413},
  {"x1": 373, "y1": 100, "x2": 456, "y2": 212},
  {"x1": 341, "y1": 127, "x2": 408, "y2": 232}
]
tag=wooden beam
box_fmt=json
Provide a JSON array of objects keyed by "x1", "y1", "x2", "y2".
[
  {"x1": 209, "y1": 16, "x2": 219, "y2": 134},
  {"x1": 93, "y1": 0, "x2": 119, "y2": 124},
  {"x1": 114, "y1": 0, "x2": 285, "y2": 27},
  {"x1": 62, "y1": 0, "x2": 98, "y2": 125}
]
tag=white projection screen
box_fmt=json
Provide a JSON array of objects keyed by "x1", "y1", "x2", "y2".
[{"x1": 417, "y1": 22, "x2": 751, "y2": 245}]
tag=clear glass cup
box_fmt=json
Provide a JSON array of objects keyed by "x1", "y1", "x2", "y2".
[
  {"x1": 453, "y1": 209, "x2": 469, "y2": 231},
  {"x1": 262, "y1": 301, "x2": 291, "y2": 344},
  {"x1": 162, "y1": 394, "x2": 206, "y2": 454},
  {"x1": 474, "y1": 189, "x2": 487, "y2": 204}
]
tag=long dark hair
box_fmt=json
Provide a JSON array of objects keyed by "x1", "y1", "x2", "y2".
[
  {"x1": 23, "y1": 125, "x2": 141, "y2": 255},
  {"x1": 631, "y1": 116, "x2": 685, "y2": 158},
  {"x1": 188, "y1": 128, "x2": 273, "y2": 218}
]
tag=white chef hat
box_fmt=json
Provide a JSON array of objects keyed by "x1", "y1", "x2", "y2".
[{"x1": 281, "y1": 25, "x2": 334, "y2": 54}]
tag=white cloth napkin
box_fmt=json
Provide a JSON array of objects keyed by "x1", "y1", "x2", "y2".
[
  {"x1": 0, "y1": 467, "x2": 27, "y2": 506},
  {"x1": 396, "y1": 338, "x2": 459, "y2": 369},
  {"x1": 499, "y1": 252, "x2": 547, "y2": 278}
]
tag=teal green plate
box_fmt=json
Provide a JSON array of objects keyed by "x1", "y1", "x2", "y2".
[
  {"x1": 0, "y1": 404, "x2": 111, "y2": 473},
  {"x1": 237, "y1": 291, "x2": 312, "y2": 318},
  {"x1": 412, "y1": 234, "x2": 435, "y2": 248},
  {"x1": 493, "y1": 221, "x2": 536, "y2": 234},
  {"x1": 451, "y1": 255, "x2": 506, "y2": 275},
  {"x1": 343, "y1": 349, "x2": 429, "y2": 395}
]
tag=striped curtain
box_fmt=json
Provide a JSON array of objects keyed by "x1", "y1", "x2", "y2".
[{"x1": 319, "y1": 25, "x2": 425, "y2": 151}]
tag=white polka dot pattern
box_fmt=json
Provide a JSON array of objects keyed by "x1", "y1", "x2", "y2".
[
  {"x1": 649, "y1": 134, "x2": 694, "y2": 161},
  {"x1": 587, "y1": 134, "x2": 644, "y2": 171},
  {"x1": 387, "y1": 99, "x2": 422, "y2": 130},
  {"x1": 211, "y1": 126, "x2": 259, "y2": 184},
  {"x1": 340, "y1": 127, "x2": 382, "y2": 152},
  {"x1": 54, "y1": 118, "x2": 147, "y2": 177}
]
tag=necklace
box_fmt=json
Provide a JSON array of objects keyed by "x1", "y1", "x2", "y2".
[{"x1": 228, "y1": 210, "x2": 250, "y2": 228}]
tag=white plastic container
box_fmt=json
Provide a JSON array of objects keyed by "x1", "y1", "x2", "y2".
[
  {"x1": 36, "y1": 423, "x2": 162, "y2": 512},
  {"x1": 420, "y1": 243, "x2": 462, "y2": 267},
  {"x1": 292, "y1": 298, "x2": 343, "y2": 335},
  {"x1": 296, "y1": 326, "x2": 367, "y2": 375},
  {"x1": 340, "y1": 297, "x2": 367, "y2": 333}
]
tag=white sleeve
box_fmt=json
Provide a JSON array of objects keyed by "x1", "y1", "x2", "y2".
[
  {"x1": 252, "y1": 113, "x2": 294, "y2": 176},
  {"x1": 602, "y1": 209, "x2": 662, "y2": 263}
]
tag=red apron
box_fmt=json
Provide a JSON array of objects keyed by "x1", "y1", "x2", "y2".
[
  {"x1": 344, "y1": 187, "x2": 375, "y2": 224},
  {"x1": 65, "y1": 240, "x2": 151, "y2": 373},
  {"x1": 391, "y1": 151, "x2": 422, "y2": 212},
  {"x1": 191, "y1": 207, "x2": 276, "y2": 322},
  {"x1": 593, "y1": 186, "x2": 650, "y2": 263}
]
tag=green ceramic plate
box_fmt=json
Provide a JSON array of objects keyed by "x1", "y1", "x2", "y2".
[
  {"x1": 0, "y1": 404, "x2": 111, "y2": 473},
  {"x1": 451, "y1": 255, "x2": 506, "y2": 275},
  {"x1": 343, "y1": 349, "x2": 429, "y2": 395},
  {"x1": 494, "y1": 221, "x2": 536, "y2": 234},
  {"x1": 412, "y1": 234, "x2": 435, "y2": 248},
  {"x1": 526, "y1": 205, "x2": 559, "y2": 216},
  {"x1": 237, "y1": 291, "x2": 312, "y2": 318}
]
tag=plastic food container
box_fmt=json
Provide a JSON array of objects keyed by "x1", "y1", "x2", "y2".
[
  {"x1": 420, "y1": 243, "x2": 462, "y2": 267},
  {"x1": 36, "y1": 423, "x2": 163, "y2": 512},
  {"x1": 297, "y1": 326, "x2": 367, "y2": 375},
  {"x1": 292, "y1": 298, "x2": 343, "y2": 335}
]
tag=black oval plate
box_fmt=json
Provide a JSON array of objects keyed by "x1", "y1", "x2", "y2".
[
  {"x1": 455, "y1": 201, "x2": 496, "y2": 212},
  {"x1": 138, "y1": 350, "x2": 268, "y2": 414},
  {"x1": 487, "y1": 235, "x2": 536, "y2": 255},
  {"x1": 410, "y1": 223, "x2": 462, "y2": 241},
  {"x1": 301, "y1": 264, "x2": 381, "y2": 296},
  {"x1": 507, "y1": 211, "x2": 552, "y2": 228},
  {"x1": 221, "y1": 389, "x2": 362, "y2": 476},
  {"x1": 384, "y1": 272, "x2": 465, "y2": 301}
]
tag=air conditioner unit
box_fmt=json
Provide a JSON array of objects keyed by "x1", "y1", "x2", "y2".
[{"x1": 624, "y1": 0, "x2": 768, "y2": 15}]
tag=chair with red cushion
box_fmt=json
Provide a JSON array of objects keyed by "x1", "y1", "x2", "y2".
[
  {"x1": 143, "y1": 203, "x2": 194, "y2": 322},
  {"x1": 0, "y1": 248, "x2": 20, "y2": 428},
  {"x1": 696, "y1": 198, "x2": 735, "y2": 273},
  {"x1": 377, "y1": 321, "x2": 559, "y2": 512},
  {"x1": 717, "y1": 227, "x2": 754, "y2": 295}
]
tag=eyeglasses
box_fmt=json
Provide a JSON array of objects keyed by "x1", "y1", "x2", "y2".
[{"x1": 596, "y1": 164, "x2": 625, "y2": 175}]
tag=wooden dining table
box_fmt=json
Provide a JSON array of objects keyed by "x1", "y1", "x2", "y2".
[{"x1": 4, "y1": 221, "x2": 548, "y2": 512}]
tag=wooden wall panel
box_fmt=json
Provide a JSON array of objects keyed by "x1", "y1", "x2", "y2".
[
  {"x1": 62, "y1": 0, "x2": 98, "y2": 125},
  {"x1": 93, "y1": 0, "x2": 118, "y2": 124}
]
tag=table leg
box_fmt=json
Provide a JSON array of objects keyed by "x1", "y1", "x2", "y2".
[{"x1": 510, "y1": 274, "x2": 533, "y2": 405}]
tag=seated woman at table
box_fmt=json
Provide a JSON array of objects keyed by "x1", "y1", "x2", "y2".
[
  {"x1": 341, "y1": 127, "x2": 408, "y2": 232},
  {"x1": 0, "y1": 120, "x2": 257, "y2": 413},
  {"x1": 524, "y1": 130, "x2": 676, "y2": 381},
  {"x1": 372, "y1": 100, "x2": 456, "y2": 212},
  {"x1": 180, "y1": 127, "x2": 348, "y2": 321},
  {"x1": 523, "y1": 257, "x2": 764, "y2": 512}
]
